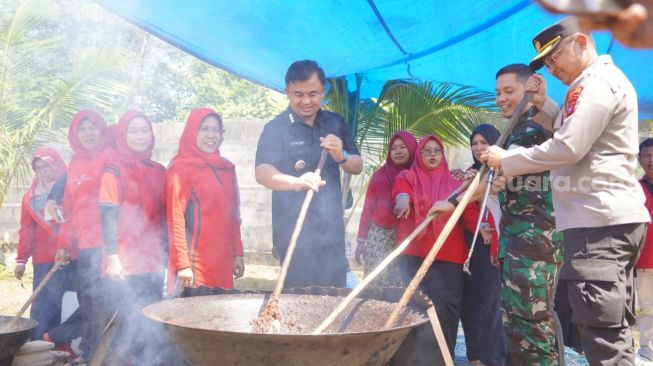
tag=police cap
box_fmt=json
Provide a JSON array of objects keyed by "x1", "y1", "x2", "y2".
[{"x1": 530, "y1": 17, "x2": 582, "y2": 70}]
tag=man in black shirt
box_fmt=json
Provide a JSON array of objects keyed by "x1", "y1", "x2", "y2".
[{"x1": 255, "y1": 60, "x2": 363, "y2": 288}]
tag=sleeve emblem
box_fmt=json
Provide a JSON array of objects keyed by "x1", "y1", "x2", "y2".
[{"x1": 564, "y1": 86, "x2": 584, "y2": 118}]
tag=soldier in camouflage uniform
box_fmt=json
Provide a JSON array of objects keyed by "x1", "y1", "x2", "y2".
[
  {"x1": 429, "y1": 63, "x2": 564, "y2": 365},
  {"x1": 498, "y1": 118, "x2": 563, "y2": 365},
  {"x1": 494, "y1": 64, "x2": 563, "y2": 366}
]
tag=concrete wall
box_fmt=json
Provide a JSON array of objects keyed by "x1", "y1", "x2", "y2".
[
  {"x1": 0, "y1": 119, "x2": 374, "y2": 254},
  {"x1": 8, "y1": 118, "x2": 585, "y2": 254}
]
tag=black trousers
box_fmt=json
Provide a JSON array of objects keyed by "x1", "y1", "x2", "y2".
[
  {"x1": 399, "y1": 256, "x2": 464, "y2": 358},
  {"x1": 561, "y1": 222, "x2": 646, "y2": 366},
  {"x1": 461, "y1": 242, "x2": 506, "y2": 366},
  {"x1": 48, "y1": 307, "x2": 82, "y2": 344},
  {"x1": 76, "y1": 247, "x2": 105, "y2": 359},
  {"x1": 30, "y1": 261, "x2": 76, "y2": 340},
  {"x1": 277, "y1": 244, "x2": 348, "y2": 288}
]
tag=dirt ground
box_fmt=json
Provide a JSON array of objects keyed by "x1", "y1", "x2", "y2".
[
  {"x1": 0, "y1": 252, "x2": 280, "y2": 316},
  {"x1": 0, "y1": 256, "x2": 35, "y2": 316}
]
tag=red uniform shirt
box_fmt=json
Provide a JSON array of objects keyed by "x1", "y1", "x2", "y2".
[
  {"x1": 99, "y1": 110, "x2": 166, "y2": 276},
  {"x1": 166, "y1": 108, "x2": 244, "y2": 291},
  {"x1": 17, "y1": 148, "x2": 67, "y2": 265},
  {"x1": 357, "y1": 131, "x2": 417, "y2": 241},
  {"x1": 392, "y1": 135, "x2": 497, "y2": 264},
  {"x1": 637, "y1": 178, "x2": 653, "y2": 269},
  {"x1": 57, "y1": 110, "x2": 114, "y2": 252}
]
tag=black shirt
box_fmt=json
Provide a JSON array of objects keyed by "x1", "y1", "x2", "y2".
[{"x1": 255, "y1": 107, "x2": 360, "y2": 250}]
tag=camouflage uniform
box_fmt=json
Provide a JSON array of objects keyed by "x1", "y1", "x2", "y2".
[{"x1": 498, "y1": 107, "x2": 563, "y2": 365}]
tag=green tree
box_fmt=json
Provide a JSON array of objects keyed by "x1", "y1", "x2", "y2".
[
  {"x1": 188, "y1": 63, "x2": 285, "y2": 120},
  {"x1": 0, "y1": 0, "x2": 129, "y2": 205},
  {"x1": 323, "y1": 76, "x2": 503, "y2": 224}
]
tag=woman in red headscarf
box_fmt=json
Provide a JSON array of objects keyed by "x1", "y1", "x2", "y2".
[
  {"x1": 166, "y1": 108, "x2": 245, "y2": 296},
  {"x1": 99, "y1": 110, "x2": 167, "y2": 365},
  {"x1": 54, "y1": 110, "x2": 115, "y2": 362},
  {"x1": 392, "y1": 134, "x2": 496, "y2": 357},
  {"x1": 355, "y1": 131, "x2": 417, "y2": 287},
  {"x1": 14, "y1": 148, "x2": 71, "y2": 340}
]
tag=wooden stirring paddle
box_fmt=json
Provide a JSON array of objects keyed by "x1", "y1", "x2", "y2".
[{"x1": 252, "y1": 149, "x2": 328, "y2": 333}]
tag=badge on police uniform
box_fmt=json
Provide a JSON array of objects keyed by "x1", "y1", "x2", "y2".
[
  {"x1": 294, "y1": 160, "x2": 305, "y2": 171},
  {"x1": 565, "y1": 86, "x2": 583, "y2": 117}
]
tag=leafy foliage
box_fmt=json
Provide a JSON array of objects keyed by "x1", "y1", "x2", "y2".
[
  {"x1": 0, "y1": 0, "x2": 130, "y2": 205},
  {"x1": 324, "y1": 77, "x2": 502, "y2": 168},
  {"x1": 0, "y1": 0, "x2": 286, "y2": 205},
  {"x1": 323, "y1": 77, "x2": 503, "y2": 225}
]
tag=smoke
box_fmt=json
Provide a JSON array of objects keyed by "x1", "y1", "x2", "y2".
[{"x1": 102, "y1": 272, "x2": 186, "y2": 365}]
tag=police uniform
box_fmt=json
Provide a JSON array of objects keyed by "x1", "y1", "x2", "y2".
[
  {"x1": 255, "y1": 107, "x2": 360, "y2": 288},
  {"x1": 498, "y1": 105, "x2": 564, "y2": 365},
  {"x1": 501, "y1": 18, "x2": 650, "y2": 365}
]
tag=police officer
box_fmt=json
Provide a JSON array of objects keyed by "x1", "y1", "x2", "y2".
[
  {"x1": 482, "y1": 17, "x2": 650, "y2": 365},
  {"x1": 255, "y1": 60, "x2": 363, "y2": 288}
]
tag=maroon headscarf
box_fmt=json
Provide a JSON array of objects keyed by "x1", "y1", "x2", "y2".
[
  {"x1": 169, "y1": 108, "x2": 233, "y2": 170},
  {"x1": 369, "y1": 131, "x2": 417, "y2": 198}
]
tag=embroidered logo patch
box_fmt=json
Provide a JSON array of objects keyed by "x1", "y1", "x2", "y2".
[{"x1": 565, "y1": 86, "x2": 583, "y2": 117}]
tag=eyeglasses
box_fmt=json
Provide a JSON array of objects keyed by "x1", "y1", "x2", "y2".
[
  {"x1": 544, "y1": 36, "x2": 575, "y2": 69},
  {"x1": 421, "y1": 148, "x2": 443, "y2": 156}
]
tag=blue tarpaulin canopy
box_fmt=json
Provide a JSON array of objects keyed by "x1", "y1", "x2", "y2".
[{"x1": 97, "y1": 0, "x2": 653, "y2": 118}]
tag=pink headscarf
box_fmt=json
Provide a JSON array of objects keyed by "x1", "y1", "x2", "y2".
[{"x1": 403, "y1": 134, "x2": 461, "y2": 239}]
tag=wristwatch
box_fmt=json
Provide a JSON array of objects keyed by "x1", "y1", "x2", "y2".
[{"x1": 336, "y1": 150, "x2": 349, "y2": 165}]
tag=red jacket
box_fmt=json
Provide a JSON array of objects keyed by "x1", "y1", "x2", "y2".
[
  {"x1": 392, "y1": 135, "x2": 497, "y2": 264},
  {"x1": 17, "y1": 148, "x2": 67, "y2": 265},
  {"x1": 17, "y1": 197, "x2": 58, "y2": 265},
  {"x1": 58, "y1": 148, "x2": 116, "y2": 251},
  {"x1": 57, "y1": 110, "x2": 114, "y2": 252},
  {"x1": 166, "y1": 108, "x2": 244, "y2": 291},
  {"x1": 99, "y1": 161, "x2": 166, "y2": 275},
  {"x1": 393, "y1": 171, "x2": 496, "y2": 264},
  {"x1": 357, "y1": 131, "x2": 417, "y2": 241},
  {"x1": 637, "y1": 178, "x2": 653, "y2": 269},
  {"x1": 99, "y1": 110, "x2": 166, "y2": 275},
  {"x1": 357, "y1": 174, "x2": 402, "y2": 240},
  {"x1": 486, "y1": 209, "x2": 499, "y2": 258}
]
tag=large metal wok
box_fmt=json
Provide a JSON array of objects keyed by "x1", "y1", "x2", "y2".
[
  {"x1": 143, "y1": 287, "x2": 434, "y2": 366},
  {"x1": 0, "y1": 315, "x2": 38, "y2": 364}
]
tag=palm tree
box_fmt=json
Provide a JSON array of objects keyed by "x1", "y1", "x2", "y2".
[
  {"x1": 0, "y1": 0, "x2": 129, "y2": 206},
  {"x1": 323, "y1": 76, "x2": 502, "y2": 224}
]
